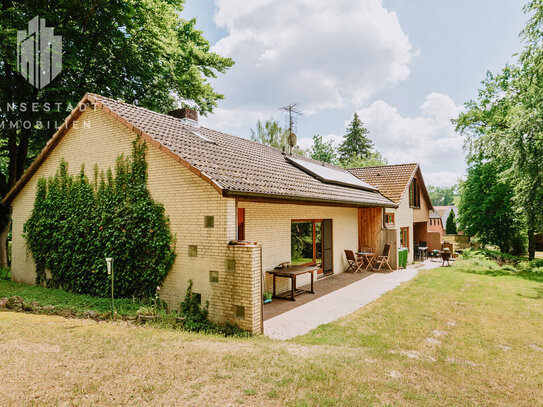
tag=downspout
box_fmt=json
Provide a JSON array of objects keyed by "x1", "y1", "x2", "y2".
[{"x1": 260, "y1": 245, "x2": 264, "y2": 335}]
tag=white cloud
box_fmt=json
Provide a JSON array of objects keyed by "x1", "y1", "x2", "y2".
[
  {"x1": 424, "y1": 171, "x2": 464, "y2": 188},
  {"x1": 200, "y1": 105, "x2": 270, "y2": 134},
  {"x1": 357, "y1": 92, "x2": 465, "y2": 186},
  {"x1": 208, "y1": 0, "x2": 415, "y2": 129}
]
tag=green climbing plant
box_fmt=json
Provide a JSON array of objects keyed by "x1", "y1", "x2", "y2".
[{"x1": 23, "y1": 137, "x2": 176, "y2": 298}]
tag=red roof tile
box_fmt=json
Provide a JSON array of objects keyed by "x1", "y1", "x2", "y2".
[
  {"x1": 4, "y1": 94, "x2": 396, "y2": 208},
  {"x1": 347, "y1": 164, "x2": 418, "y2": 204}
]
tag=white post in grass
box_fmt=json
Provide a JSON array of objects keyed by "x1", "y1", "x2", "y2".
[{"x1": 106, "y1": 258, "x2": 114, "y2": 320}]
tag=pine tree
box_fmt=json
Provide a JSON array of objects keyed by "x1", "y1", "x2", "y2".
[
  {"x1": 338, "y1": 113, "x2": 373, "y2": 163},
  {"x1": 446, "y1": 210, "x2": 458, "y2": 235}
]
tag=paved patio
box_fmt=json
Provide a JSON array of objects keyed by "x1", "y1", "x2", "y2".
[
  {"x1": 264, "y1": 259, "x2": 442, "y2": 340},
  {"x1": 263, "y1": 270, "x2": 374, "y2": 321}
]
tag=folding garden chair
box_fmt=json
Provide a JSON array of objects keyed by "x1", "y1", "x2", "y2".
[
  {"x1": 345, "y1": 250, "x2": 364, "y2": 273},
  {"x1": 373, "y1": 244, "x2": 393, "y2": 271}
]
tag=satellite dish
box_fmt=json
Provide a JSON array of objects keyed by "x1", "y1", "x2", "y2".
[{"x1": 288, "y1": 132, "x2": 297, "y2": 148}]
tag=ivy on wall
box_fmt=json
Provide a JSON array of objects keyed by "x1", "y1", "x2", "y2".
[{"x1": 23, "y1": 137, "x2": 176, "y2": 298}]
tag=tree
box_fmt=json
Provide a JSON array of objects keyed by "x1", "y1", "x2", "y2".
[
  {"x1": 338, "y1": 113, "x2": 373, "y2": 163},
  {"x1": 250, "y1": 119, "x2": 305, "y2": 156},
  {"x1": 428, "y1": 185, "x2": 458, "y2": 206},
  {"x1": 250, "y1": 120, "x2": 285, "y2": 148},
  {"x1": 309, "y1": 134, "x2": 337, "y2": 164},
  {"x1": 338, "y1": 151, "x2": 388, "y2": 168},
  {"x1": 454, "y1": 1, "x2": 543, "y2": 259},
  {"x1": 457, "y1": 161, "x2": 522, "y2": 253},
  {"x1": 445, "y1": 210, "x2": 458, "y2": 235},
  {"x1": 0, "y1": 1, "x2": 234, "y2": 267}
]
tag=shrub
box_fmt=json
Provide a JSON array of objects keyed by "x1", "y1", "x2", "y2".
[
  {"x1": 179, "y1": 280, "x2": 251, "y2": 337},
  {"x1": 462, "y1": 248, "x2": 522, "y2": 265},
  {"x1": 23, "y1": 137, "x2": 176, "y2": 299},
  {"x1": 0, "y1": 267, "x2": 10, "y2": 280},
  {"x1": 180, "y1": 279, "x2": 213, "y2": 332},
  {"x1": 462, "y1": 249, "x2": 543, "y2": 278}
]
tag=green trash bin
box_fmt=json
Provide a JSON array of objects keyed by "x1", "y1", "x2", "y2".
[{"x1": 398, "y1": 247, "x2": 408, "y2": 269}]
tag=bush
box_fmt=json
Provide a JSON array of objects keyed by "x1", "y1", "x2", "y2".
[
  {"x1": 462, "y1": 248, "x2": 522, "y2": 265},
  {"x1": 180, "y1": 279, "x2": 213, "y2": 332},
  {"x1": 510, "y1": 233, "x2": 527, "y2": 256},
  {"x1": 23, "y1": 137, "x2": 176, "y2": 299},
  {"x1": 461, "y1": 249, "x2": 543, "y2": 278},
  {"x1": 0, "y1": 267, "x2": 10, "y2": 280},
  {"x1": 179, "y1": 280, "x2": 251, "y2": 337}
]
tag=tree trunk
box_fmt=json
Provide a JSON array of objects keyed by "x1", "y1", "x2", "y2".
[
  {"x1": 528, "y1": 228, "x2": 535, "y2": 261},
  {"x1": 0, "y1": 95, "x2": 37, "y2": 270},
  {"x1": 0, "y1": 219, "x2": 10, "y2": 269},
  {"x1": 7, "y1": 131, "x2": 18, "y2": 190}
]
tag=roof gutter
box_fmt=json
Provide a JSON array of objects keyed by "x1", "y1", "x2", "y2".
[{"x1": 222, "y1": 190, "x2": 397, "y2": 208}]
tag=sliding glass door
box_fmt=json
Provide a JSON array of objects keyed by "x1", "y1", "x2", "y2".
[{"x1": 291, "y1": 219, "x2": 332, "y2": 275}]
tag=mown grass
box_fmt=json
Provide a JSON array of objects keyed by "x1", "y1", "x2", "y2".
[
  {"x1": 0, "y1": 279, "x2": 142, "y2": 315},
  {"x1": 1, "y1": 255, "x2": 543, "y2": 406}
]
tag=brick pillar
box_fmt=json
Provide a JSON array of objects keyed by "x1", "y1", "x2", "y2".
[{"x1": 209, "y1": 244, "x2": 263, "y2": 333}]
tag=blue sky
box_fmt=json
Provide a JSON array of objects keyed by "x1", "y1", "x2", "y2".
[{"x1": 181, "y1": 0, "x2": 527, "y2": 186}]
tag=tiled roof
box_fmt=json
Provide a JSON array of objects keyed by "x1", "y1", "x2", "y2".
[
  {"x1": 430, "y1": 210, "x2": 442, "y2": 219},
  {"x1": 347, "y1": 164, "x2": 418, "y2": 204},
  {"x1": 435, "y1": 206, "x2": 458, "y2": 225},
  {"x1": 3, "y1": 94, "x2": 395, "y2": 208},
  {"x1": 434, "y1": 206, "x2": 453, "y2": 217}
]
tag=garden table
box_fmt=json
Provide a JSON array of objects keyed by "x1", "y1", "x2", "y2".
[
  {"x1": 357, "y1": 252, "x2": 376, "y2": 272},
  {"x1": 267, "y1": 265, "x2": 317, "y2": 301}
]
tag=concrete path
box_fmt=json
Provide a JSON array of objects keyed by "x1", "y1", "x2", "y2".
[{"x1": 264, "y1": 260, "x2": 442, "y2": 340}]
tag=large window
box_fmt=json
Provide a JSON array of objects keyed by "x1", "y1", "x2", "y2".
[
  {"x1": 409, "y1": 178, "x2": 420, "y2": 208},
  {"x1": 291, "y1": 220, "x2": 322, "y2": 267}
]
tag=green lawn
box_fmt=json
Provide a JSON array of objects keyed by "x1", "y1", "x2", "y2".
[
  {"x1": 0, "y1": 279, "x2": 142, "y2": 316},
  {"x1": 1, "y1": 256, "x2": 542, "y2": 406}
]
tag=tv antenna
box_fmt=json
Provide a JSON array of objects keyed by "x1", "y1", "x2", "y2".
[{"x1": 280, "y1": 103, "x2": 302, "y2": 154}]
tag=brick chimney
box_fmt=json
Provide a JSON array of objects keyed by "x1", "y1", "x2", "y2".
[{"x1": 167, "y1": 107, "x2": 198, "y2": 124}]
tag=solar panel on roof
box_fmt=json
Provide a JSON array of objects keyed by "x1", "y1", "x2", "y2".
[{"x1": 286, "y1": 156, "x2": 378, "y2": 191}]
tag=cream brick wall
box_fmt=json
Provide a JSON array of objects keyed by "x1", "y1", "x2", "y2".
[
  {"x1": 238, "y1": 202, "x2": 359, "y2": 293},
  {"x1": 211, "y1": 245, "x2": 262, "y2": 333},
  {"x1": 10, "y1": 108, "x2": 240, "y2": 325},
  {"x1": 10, "y1": 107, "x2": 393, "y2": 333}
]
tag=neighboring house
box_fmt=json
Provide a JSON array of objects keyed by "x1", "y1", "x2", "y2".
[
  {"x1": 429, "y1": 210, "x2": 444, "y2": 243},
  {"x1": 348, "y1": 164, "x2": 440, "y2": 262},
  {"x1": 3, "y1": 93, "x2": 396, "y2": 334},
  {"x1": 434, "y1": 206, "x2": 459, "y2": 235}
]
